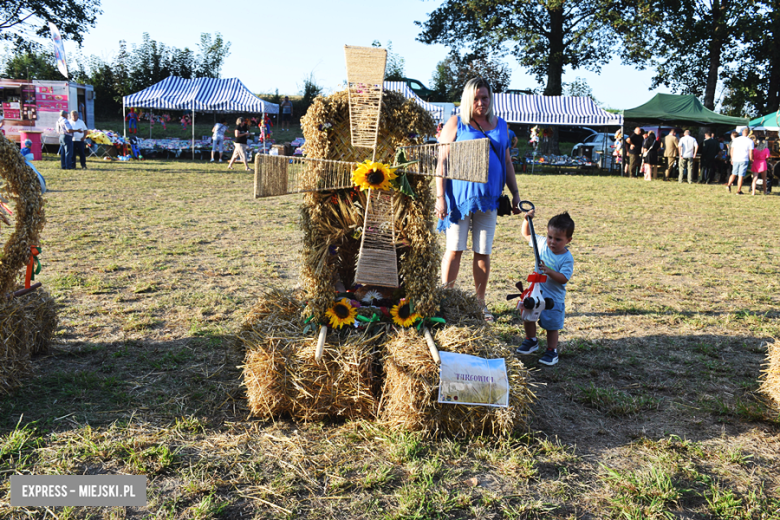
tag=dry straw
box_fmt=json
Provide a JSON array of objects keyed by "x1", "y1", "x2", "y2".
[
  {"x1": 0, "y1": 289, "x2": 58, "y2": 395},
  {"x1": 299, "y1": 89, "x2": 436, "y2": 322},
  {"x1": 0, "y1": 134, "x2": 55, "y2": 395},
  {"x1": 759, "y1": 340, "x2": 780, "y2": 411},
  {"x1": 0, "y1": 133, "x2": 47, "y2": 295},
  {"x1": 238, "y1": 289, "x2": 379, "y2": 422},
  {"x1": 380, "y1": 325, "x2": 535, "y2": 438}
]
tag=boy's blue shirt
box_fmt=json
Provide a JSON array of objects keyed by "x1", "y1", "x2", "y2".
[{"x1": 529, "y1": 234, "x2": 574, "y2": 304}]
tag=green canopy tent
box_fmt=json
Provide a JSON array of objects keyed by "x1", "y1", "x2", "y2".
[
  {"x1": 622, "y1": 94, "x2": 749, "y2": 126},
  {"x1": 749, "y1": 111, "x2": 780, "y2": 130}
]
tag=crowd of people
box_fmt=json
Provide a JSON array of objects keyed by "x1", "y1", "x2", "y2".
[{"x1": 616, "y1": 126, "x2": 774, "y2": 195}]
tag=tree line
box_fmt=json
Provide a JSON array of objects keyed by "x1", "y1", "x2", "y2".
[
  {"x1": 417, "y1": 0, "x2": 779, "y2": 117},
  {"x1": 1, "y1": 31, "x2": 230, "y2": 119}
]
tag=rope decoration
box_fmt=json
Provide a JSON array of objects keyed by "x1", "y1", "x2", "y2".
[{"x1": 0, "y1": 134, "x2": 46, "y2": 297}]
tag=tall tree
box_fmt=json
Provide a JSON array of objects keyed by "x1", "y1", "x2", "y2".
[
  {"x1": 431, "y1": 51, "x2": 512, "y2": 102},
  {"x1": 720, "y1": 0, "x2": 779, "y2": 115},
  {"x1": 0, "y1": 0, "x2": 102, "y2": 47},
  {"x1": 1, "y1": 44, "x2": 60, "y2": 79},
  {"x1": 196, "y1": 33, "x2": 231, "y2": 78},
  {"x1": 417, "y1": 0, "x2": 615, "y2": 96},
  {"x1": 607, "y1": 0, "x2": 748, "y2": 110},
  {"x1": 372, "y1": 40, "x2": 405, "y2": 81}
]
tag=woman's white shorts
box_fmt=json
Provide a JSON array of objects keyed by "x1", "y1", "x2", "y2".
[{"x1": 445, "y1": 209, "x2": 498, "y2": 255}]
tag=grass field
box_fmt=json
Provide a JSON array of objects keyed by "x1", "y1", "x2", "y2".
[{"x1": 2, "y1": 155, "x2": 779, "y2": 519}]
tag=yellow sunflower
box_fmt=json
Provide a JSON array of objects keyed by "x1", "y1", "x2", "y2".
[
  {"x1": 390, "y1": 299, "x2": 420, "y2": 328},
  {"x1": 351, "y1": 160, "x2": 398, "y2": 191},
  {"x1": 325, "y1": 298, "x2": 358, "y2": 329}
]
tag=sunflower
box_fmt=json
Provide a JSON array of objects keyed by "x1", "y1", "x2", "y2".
[
  {"x1": 351, "y1": 160, "x2": 398, "y2": 191},
  {"x1": 390, "y1": 299, "x2": 420, "y2": 328},
  {"x1": 325, "y1": 298, "x2": 358, "y2": 329}
]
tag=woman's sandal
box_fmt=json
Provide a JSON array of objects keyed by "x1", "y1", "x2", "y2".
[{"x1": 482, "y1": 306, "x2": 495, "y2": 323}]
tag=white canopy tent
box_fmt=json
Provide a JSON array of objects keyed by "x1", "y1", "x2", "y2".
[{"x1": 123, "y1": 76, "x2": 279, "y2": 158}]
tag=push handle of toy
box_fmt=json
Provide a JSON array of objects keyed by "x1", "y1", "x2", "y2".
[
  {"x1": 518, "y1": 200, "x2": 535, "y2": 212},
  {"x1": 519, "y1": 200, "x2": 542, "y2": 274}
]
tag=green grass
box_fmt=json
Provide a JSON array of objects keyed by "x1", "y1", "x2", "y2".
[{"x1": 1, "y1": 155, "x2": 779, "y2": 518}]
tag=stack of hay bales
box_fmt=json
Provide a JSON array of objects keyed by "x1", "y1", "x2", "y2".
[
  {"x1": 0, "y1": 134, "x2": 58, "y2": 395},
  {"x1": 239, "y1": 289, "x2": 535, "y2": 436},
  {"x1": 760, "y1": 340, "x2": 780, "y2": 411},
  {"x1": 238, "y1": 289, "x2": 379, "y2": 422}
]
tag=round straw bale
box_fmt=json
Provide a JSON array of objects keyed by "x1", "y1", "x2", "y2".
[
  {"x1": 759, "y1": 339, "x2": 780, "y2": 411},
  {"x1": 379, "y1": 325, "x2": 535, "y2": 437}
]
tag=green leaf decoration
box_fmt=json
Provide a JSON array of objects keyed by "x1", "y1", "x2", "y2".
[{"x1": 392, "y1": 173, "x2": 416, "y2": 199}]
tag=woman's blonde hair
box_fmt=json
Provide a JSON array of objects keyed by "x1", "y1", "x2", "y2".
[{"x1": 460, "y1": 78, "x2": 494, "y2": 125}]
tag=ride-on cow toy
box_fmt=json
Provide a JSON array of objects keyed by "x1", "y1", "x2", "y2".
[{"x1": 507, "y1": 201, "x2": 554, "y2": 322}]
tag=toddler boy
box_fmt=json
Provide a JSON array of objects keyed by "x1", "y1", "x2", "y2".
[{"x1": 516, "y1": 210, "x2": 575, "y2": 366}]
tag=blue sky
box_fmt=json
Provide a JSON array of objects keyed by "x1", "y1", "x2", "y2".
[{"x1": 59, "y1": 0, "x2": 671, "y2": 110}]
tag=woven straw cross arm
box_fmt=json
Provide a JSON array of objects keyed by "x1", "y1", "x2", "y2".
[
  {"x1": 254, "y1": 156, "x2": 360, "y2": 198},
  {"x1": 397, "y1": 139, "x2": 490, "y2": 184}
]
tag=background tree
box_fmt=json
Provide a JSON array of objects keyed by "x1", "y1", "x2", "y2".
[
  {"x1": 0, "y1": 0, "x2": 102, "y2": 47},
  {"x1": 1, "y1": 44, "x2": 60, "y2": 80},
  {"x1": 430, "y1": 51, "x2": 512, "y2": 102},
  {"x1": 417, "y1": 0, "x2": 615, "y2": 97},
  {"x1": 720, "y1": 0, "x2": 779, "y2": 116},
  {"x1": 607, "y1": 0, "x2": 749, "y2": 111},
  {"x1": 563, "y1": 77, "x2": 600, "y2": 105},
  {"x1": 372, "y1": 40, "x2": 405, "y2": 81},
  {"x1": 196, "y1": 33, "x2": 231, "y2": 79}
]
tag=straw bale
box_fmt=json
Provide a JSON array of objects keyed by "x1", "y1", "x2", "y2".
[
  {"x1": 239, "y1": 289, "x2": 380, "y2": 422},
  {"x1": 379, "y1": 326, "x2": 535, "y2": 438},
  {"x1": 759, "y1": 339, "x2": 780, "y2": 411},
  {"x1": 0, "y1": 288, "x2": 57, "y2": 395},
  {"x1": 437, "y1": 287, "x2": 484, "y2": 324}
]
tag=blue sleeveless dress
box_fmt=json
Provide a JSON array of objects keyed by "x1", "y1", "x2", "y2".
[{"x1": 437, "y1": 116, "x2": 509, "y2": 232}]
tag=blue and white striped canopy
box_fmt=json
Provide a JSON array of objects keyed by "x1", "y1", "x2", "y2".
[
  {"x1": 123, "y1": 76, "x2": 279, "y2": 114},
  {"x1": 383, "y1": 82, "x2": 445, "y2": 123},
  {"x1": 457, "y1": 94, "x2": 623, "y2": 126}
]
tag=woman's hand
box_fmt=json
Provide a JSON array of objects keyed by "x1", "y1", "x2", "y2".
[
  {"x1": 511, "y1": 192, "x2": 520, "y2": 214},
  {"x1": 435, "y1": 196, "x2": 448, "y2": 219}
]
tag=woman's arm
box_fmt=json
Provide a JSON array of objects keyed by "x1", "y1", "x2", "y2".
[{"x1": 505, "y1": 148, "x2": 519, "y2": 209}]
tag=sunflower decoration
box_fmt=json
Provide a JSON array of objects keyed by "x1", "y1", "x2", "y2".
[
  {"x1": 351, "y1": 160, "x2": 398, "y2": 191},
  {"x1": 390, "y1": 298, "x2": 420, "y2": 328},
  {"x1": 325, "y1": 298, "x2": 358, "y2": 329}
]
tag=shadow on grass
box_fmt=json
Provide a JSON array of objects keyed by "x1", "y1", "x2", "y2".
[
  {"x1": 0, "y1": 334, "x2": 246, "y2": 435},
  {"x1": 520, "y1": 332, "x2": 778, "y2": 453}
]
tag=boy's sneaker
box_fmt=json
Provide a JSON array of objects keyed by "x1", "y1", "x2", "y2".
[
  {"x1": 539, "y1": 349, "x2": 558, "y2": 366},
  {"x1": 516, "y1": 337, "x2": 539, "y2": 355}
]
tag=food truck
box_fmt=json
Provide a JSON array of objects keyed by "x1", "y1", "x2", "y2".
[{"x1": 0, "y1": 79, "x2": 95, "y2": 147}]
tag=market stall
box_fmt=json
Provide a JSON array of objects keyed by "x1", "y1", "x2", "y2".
[
  {"x1": 123, "y1": 76, "x2": 279, "y2": 159},
  {"x1": 383, "y1": 82, "x2": 445, "y2": 123}
]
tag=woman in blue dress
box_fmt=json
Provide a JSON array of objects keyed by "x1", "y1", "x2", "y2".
[{"x1": 435, "y1": 78, "x2": 521, "y2": 321}]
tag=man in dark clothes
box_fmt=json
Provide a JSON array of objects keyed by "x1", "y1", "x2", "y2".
[
  {"x1": 700, "y1": 132, "x2": 719, "y2": 184},
  {"x1": 628, "y1": 127, "x2": 644, "y2": 178}
]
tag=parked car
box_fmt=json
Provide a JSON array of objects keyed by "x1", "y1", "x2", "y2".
[
  {"x1": 570, "y1": 132, "x2": 616, "y2": 157},
  {"x1": 400, "y1": 78, "x2": 436, "y2": 101}
]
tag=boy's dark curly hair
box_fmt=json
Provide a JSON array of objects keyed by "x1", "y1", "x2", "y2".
[{"x1": 548, "y1": 211, "x2": 575, "y2": 238}]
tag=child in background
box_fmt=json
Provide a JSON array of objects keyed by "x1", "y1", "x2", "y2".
[
  {"x1": 516, "y1": 210, "x2": 575, "y2": 366},
  {"x1": 20, "y1": 139, "x2": 34, "y2": 160}
]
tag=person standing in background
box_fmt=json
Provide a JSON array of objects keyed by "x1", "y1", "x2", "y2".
[
  {"x1": 700, "y1": 132, "x2": 719, "y2": 184},
  {"x1": 227, "y1": 117, "x2": 251, "y2": 171},
  {"x1": 628, "y1": 127, "x2": 644, "y2": 178},
  {"x1": 56, "y1": 109, "x2": 75, "y2": 169},
  {"x1": 726, "y1": 128, "x2": 754, "y2": 194},
  {"x1": 750, "y1": 137, "x2": 771, "y2": 195},
  {"x1": 280, "y1": 96, "x2": 293, "y2": 132},
  {"x1": 677, "y1": 130, "x2": 698, "y2": 184},
  {"x1": 69, "y1": 110, "x2": 89, "y2": 170},
  {"x1": 211, "y1": 118, "x2": 228, "y2": 163},
  {"x1": 663, "y1": 128, "x2": 679, "y2": 181},
  {"x1": 641, "y1": 131, "x2": 659, "y2": 180}
]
